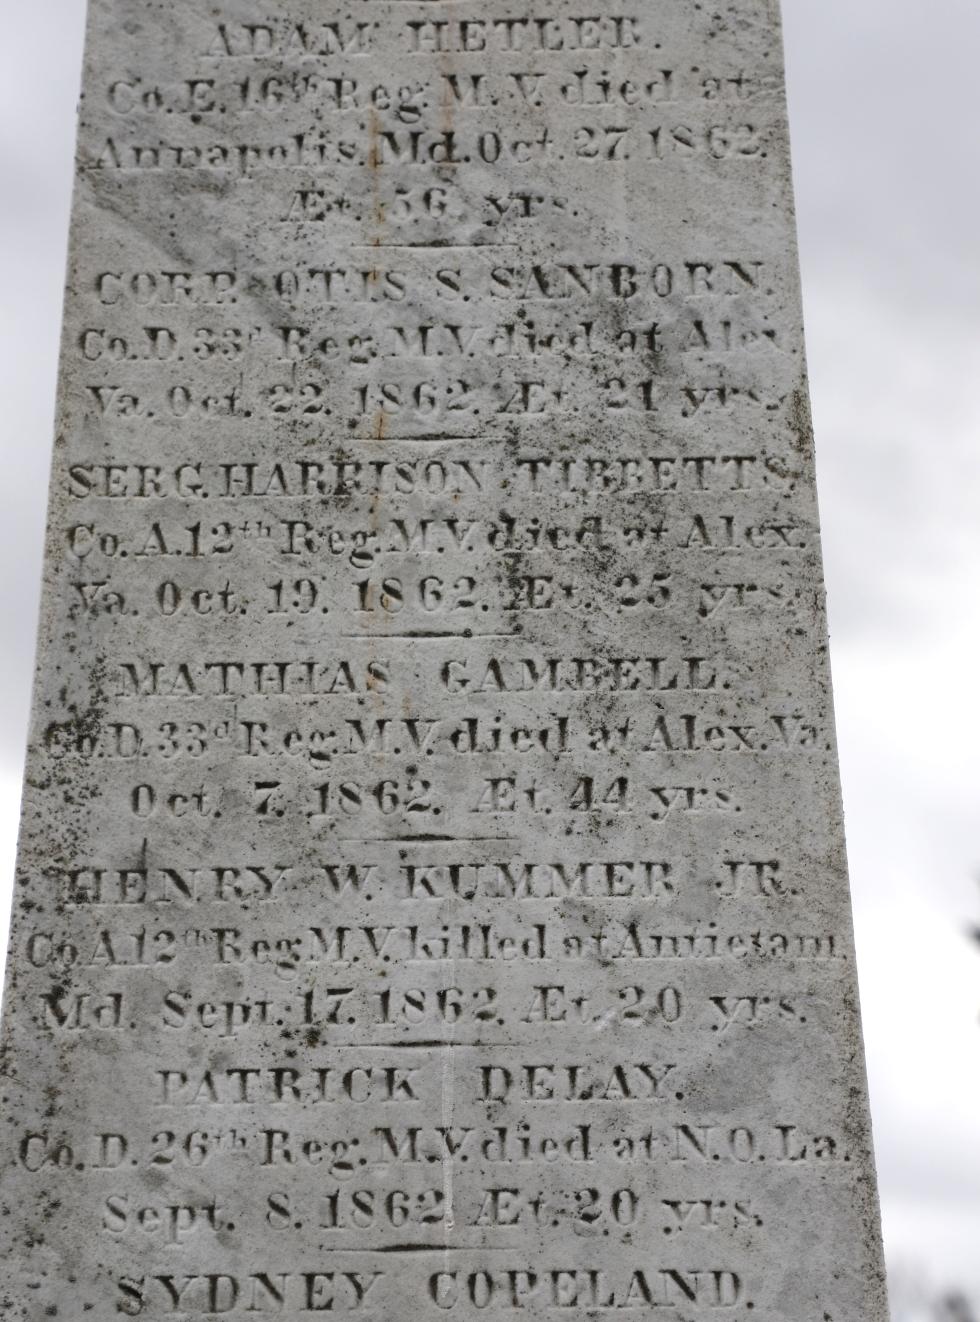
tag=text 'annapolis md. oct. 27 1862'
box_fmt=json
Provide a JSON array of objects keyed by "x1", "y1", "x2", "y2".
[{"x1": 0, "y1": 2, "x2": 888, "y2": 1319}]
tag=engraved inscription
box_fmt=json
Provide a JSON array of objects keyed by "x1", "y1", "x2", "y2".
[{"x1": 0, "y1": 2, "x2": 887, "y2": 1320}]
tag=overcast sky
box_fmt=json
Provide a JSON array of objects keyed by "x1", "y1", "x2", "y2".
[{"x1": 1, "y1": 1, "x2": 979, "y2": 1305}]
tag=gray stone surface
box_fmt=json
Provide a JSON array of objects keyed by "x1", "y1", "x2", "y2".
[{"x1": 0, "y1": 1, "x2": 888, "y2": 1318}]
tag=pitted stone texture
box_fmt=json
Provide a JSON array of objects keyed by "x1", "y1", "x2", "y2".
[{"x1": 0, "y1": 2, "x2": 888, "y2": 1319}]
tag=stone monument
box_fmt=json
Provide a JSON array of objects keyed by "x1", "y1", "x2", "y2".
[{"x1": 0, "y1": 1, "x2": 889, "y2": 1318}]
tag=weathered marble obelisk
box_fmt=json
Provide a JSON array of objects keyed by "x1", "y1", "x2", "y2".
[{"x1": 0, "y1": 1, "x2": 888, "y2": 1318}]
